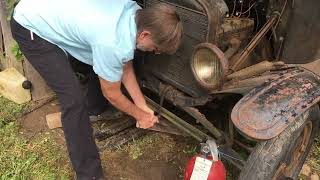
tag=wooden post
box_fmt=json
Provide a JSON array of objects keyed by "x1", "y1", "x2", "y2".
[
  {"x1": 0, "y1": 21, "x2": 3, "y2": 52},
  {"x1": 0, "y1": 20, "x2": 3, "y2": 70},
  {"x1": 0, "y1": 0, "x2": 23, "y2": 74},
  {"x1": 0, "y1": 1, "x2": 53, "y2": 101}
]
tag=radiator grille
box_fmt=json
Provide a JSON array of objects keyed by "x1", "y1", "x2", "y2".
[{"x1": 142, "y1": 0, "x2": 210, "y2": 97}]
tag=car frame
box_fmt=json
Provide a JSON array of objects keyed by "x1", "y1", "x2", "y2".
[{"x1": 133, "y1": 0, "x2": 320, "y2": 179}]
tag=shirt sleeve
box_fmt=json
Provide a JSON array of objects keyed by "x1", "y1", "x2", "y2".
[{"x1": 91, "y1": 44, "x2": 124, "y2": 82}]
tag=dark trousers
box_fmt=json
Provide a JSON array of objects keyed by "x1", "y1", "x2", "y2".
[{"x1": 11, "y1": 18, "x2": 107, "y2": 179}]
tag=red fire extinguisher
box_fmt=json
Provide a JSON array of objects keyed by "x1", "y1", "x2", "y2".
[{"x1": 184, "y1": 139, "x2": 226, "y2": 180}]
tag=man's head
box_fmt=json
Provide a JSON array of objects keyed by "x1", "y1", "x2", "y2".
[{"x1": 135, "y1": 3, "x2": 183, "y2": 54}]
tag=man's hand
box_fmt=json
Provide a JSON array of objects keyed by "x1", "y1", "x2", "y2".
[
  {"x1": 139, "y1": 104, "x2": 154, "y2": 115},
  {"x1": 135, "y1": 111, "x2": 158, "y2": 129},
  {"x1": 136, "y1": 103, "x2": 159, "y2": 129},
  {"x1": 136, "y1": 104, "x2": 159, "y2": 121},
  {"x1": 121, "y1": 61, "x2": 159, "y2": 127},
  {"x1": 99, "y1": 77, "x2": 158, "y2": 129}
]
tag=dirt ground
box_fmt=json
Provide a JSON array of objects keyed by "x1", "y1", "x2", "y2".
[
  {"x1": 100, "y1": 134, "x2": 194, "y2": 180},
  {"x1": 19, "y1": 100, "x2": 197, "y2": 180},
  {"x1": 18, "y1": 100, "x2": 320, "y2": 180}
]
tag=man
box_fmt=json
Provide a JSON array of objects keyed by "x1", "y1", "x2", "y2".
[{"x1": 11, "y1": 0, "x2": 183, "y2": 179}]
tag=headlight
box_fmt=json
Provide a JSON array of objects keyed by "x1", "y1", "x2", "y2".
[{"x1": 191, "y1": 43, "x2": 228, "y2": 90}]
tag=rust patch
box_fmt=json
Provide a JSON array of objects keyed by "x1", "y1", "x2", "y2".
[{"x1": 231, "y1": 68, "x2": 320, "y2": 140}]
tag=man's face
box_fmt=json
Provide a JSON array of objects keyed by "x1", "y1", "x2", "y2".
[{"x1": 136, "y1": 31, "x2": 161, "y2": 54}]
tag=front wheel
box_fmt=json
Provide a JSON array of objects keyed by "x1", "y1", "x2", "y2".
[{"x1": 239, "y1": 105, "x2": 320, "y2": 180}]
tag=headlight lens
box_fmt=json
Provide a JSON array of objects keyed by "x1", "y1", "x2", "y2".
[{"x1": 191, "y1": 43, "x2": 228, "y2": 90}]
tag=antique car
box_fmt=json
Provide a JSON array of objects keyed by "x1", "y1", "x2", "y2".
[{"x1": 132, "y1": 0, "x2": 320, "y2": 179}]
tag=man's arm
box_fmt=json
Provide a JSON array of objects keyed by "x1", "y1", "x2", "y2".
[
  {"x1": 122, "y1": 61, "x2": 154, "y2": 114},
  {"x1": 99, "y1": 77, "x2": 156, "y2": 129}
]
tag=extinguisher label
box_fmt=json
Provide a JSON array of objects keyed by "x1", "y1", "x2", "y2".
[{"x1": 190, "y1": 157, "x2": 213, "y2": 180}]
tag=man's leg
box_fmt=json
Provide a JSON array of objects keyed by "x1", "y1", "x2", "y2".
[{"x1": 11, "y1": 18, "x2": 103, "y2": 179}]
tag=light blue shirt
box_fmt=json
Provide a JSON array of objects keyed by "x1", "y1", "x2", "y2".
[{"x1": 14, "y1": 0, "x2": 141, "y2": 82}]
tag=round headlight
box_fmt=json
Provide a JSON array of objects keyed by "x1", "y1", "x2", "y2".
[{"x1": 191, "y1": 43, "x2": 228, "y2": 90}]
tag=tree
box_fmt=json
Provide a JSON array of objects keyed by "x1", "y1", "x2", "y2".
[
  {"x1": 0, "y1": 0, "x2": 23, "y2": 73},
  {"x1": 0, "y1": 0, "x2": 53, "y2": 101}
]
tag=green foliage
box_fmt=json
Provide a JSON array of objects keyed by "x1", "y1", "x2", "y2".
[
  {"x1": 0, "y1": 123, "x2": 71, "y2": 179},
  {"x1": 183, "y1": 145, "x2": 198, "y2": 155},
  {"x1": 5, "y1": 0, "x2": 20, "y2": 20},
  {"x1": 306, "y1": 134, "x2": 320, "y2": 174},
  {"x1": 0, "y1": 97, "x2": 72, "y2": 179},
  {"x1": 0, "y1": 96, "x2": 26, "y2": 127},
  {"x1": 121, "y1": 135, "x2": 156, "y2": 160},
  {"x1": 129, "y1": 135, "x2": 155, "y2": 160},
  {"x1": 11, "y1": 41, "x2": 23, "y2": 61},
  {"x1": 0, "y1": 1, "x2": 23, "y2": 63}
]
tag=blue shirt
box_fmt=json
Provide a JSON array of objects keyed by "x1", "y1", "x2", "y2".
[{"x1": 14, "y1": 0, "x2": 141, "y2": 82}]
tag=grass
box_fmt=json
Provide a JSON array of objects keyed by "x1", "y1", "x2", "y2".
[
  {"x1": 0, "y1": 96, "x2": 72, "y2": 179},
  {"x1": 182, "y1": 145, "x2": 198, "y2": 155},
  {"x1": 306, "y1": 133, "x2": 320, "y2": 175},
  {"x1": 123, "y1": 134, "x2": 156, "y2": 160},
  {"x1": 119, "y1": 133, "x2": 177, "y2": 160},
  {"x1": 0, "y1": 97, "x2": 26, "y2": 127},
  {"x1": 2, "y1": 94, "x2": 320, "y2": 179}
]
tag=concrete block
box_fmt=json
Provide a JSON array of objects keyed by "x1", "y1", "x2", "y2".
[{"x1": 0, "y1": 68, "x2": 31, "y2": 104}]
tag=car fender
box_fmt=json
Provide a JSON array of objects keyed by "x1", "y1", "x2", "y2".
[{"x1": 231, "y1": 68, "x2": 320, "y2": 140}]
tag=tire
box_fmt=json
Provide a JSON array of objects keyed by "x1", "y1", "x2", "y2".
[{"x1": 239, "y1": 105, "x2": 320, "y2": 180}]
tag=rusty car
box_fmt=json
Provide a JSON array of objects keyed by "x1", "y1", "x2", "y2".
[{"x1": 131, "y1": 0, "x2": 320, "y2": 179}]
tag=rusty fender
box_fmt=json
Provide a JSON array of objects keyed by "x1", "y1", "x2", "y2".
[{"x1": 231, "y1": 68, "x2": 320, "y2": 140}]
